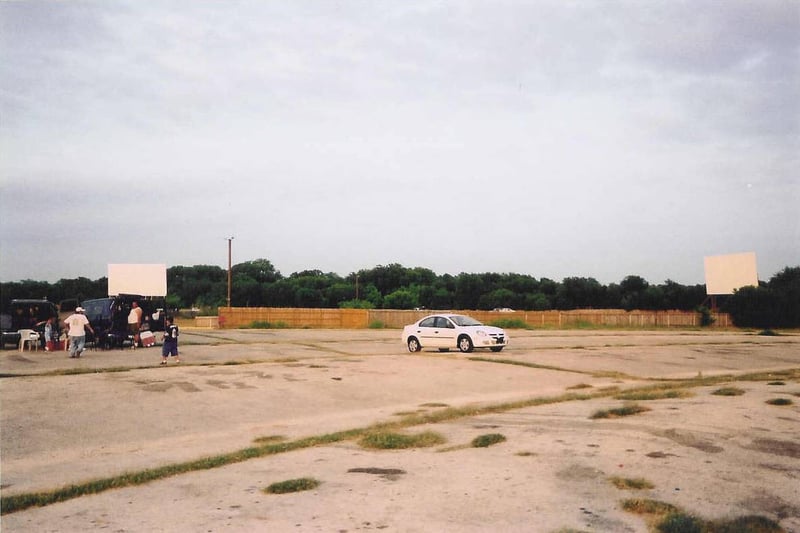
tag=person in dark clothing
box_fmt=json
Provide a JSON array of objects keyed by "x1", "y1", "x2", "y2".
[{"x1": 160, "y1": 316, "x2": 180, "y2": 365}]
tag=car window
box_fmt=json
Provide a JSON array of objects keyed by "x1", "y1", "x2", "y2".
[
  {"x1": 435, "y1": 317, "x2": 454, "y2": 328},
  {"x1": 451, "y1": 315, "x2": 483, "y2": 327},
  {"x1": 419, "y1": 317, "x2": 436, "y2": 328}
]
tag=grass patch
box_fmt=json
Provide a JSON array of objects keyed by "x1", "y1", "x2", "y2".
[
  {"x1": 263, "y1": 477, "x2": 320, "y2": 494},
  {"x1": 487, "y1": 318, "x2": 532, "y2": 329},
  {"x1": 419, "y1": 402, "x2": 449, "y2": 408},
  {"x1": 368, "y1": 320, "x2": 386, "y2": 329},
  {"x1": 247, "y1": 320, "x2": 273, "y2": 329},
  {"x1": 622, "y1": 498, "x2": 784, "y2": 533},
  {"x1": 392, "y1": 410, "x2": 425, "y2": 416},
  {"x1": 590, "y1": 403, "x2": 651, "y2": 419},
  {"x1": 515, "y1": 451, "x2": 537, "y2": 457},
  {"x1": 622, "y1": 498, "x2": 679, "y2": 516},
  {"x1": 471, "y1": 433, "x2": 507, "y2": 448},
  {"x1": 657, "y1": 512, "x2": 704, "y2": 532},
  {"x1": 246, "y1": 320, "x2": 289, "y2": 329},
  {"x1": 610, "y1": 477, "x2": 654, "y2": 490},
  {"x1": 767, "y1": 381, "x2": 786, "y2": 386},
  {"x1": 707, "y1": 515, "x2": 784, "y2": 532},
  {"x1": 758, "y1": 329, "x2": 779, "y2": 336},
  {"x1": 567, "y1": 383, "x2": 593, "y2": 390},
  {"x1": 712, "y1": 387, "x2": 746, "y2": 396},
  {"x1": 358, "y1": 430, "x2": 446, "y2": 450},
  {"x1": 253, "y1": 435, "x2": 286, "y2": 444},
  {"x1": 614, "y1": 389, "x2": 693, "y2": 401},
  {"x1": 766, "y1": 398, "x2": 793, "y2": 406}
]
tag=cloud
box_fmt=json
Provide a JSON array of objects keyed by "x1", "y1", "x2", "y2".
[{"x1": 1, "y1": 0, "x2": 798, "y2": 284}]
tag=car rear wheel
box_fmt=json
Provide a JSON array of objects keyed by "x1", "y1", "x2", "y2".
[
  {"x1": 458, "y1": 335, "x2": 474, "y2": 353},
  {"x1": 407, "y1": 337, "x2": 421, "y2": 353}
]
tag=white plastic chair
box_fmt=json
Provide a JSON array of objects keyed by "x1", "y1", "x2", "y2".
[{"x1": 18, "y1": 329, "x2": 40, "y2": 352}]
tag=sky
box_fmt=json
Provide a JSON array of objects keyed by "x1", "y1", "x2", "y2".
[{"x1": 1, "y1": 1, "x2": 798, "y2": 286}]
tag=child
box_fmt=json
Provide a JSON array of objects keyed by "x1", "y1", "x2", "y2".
[
  {"x1": 43, "y1": 317, "x2": 54, "y2": 351},
  {"x1": 160, "y1": 317, "x2": 180, "y2": 364}
]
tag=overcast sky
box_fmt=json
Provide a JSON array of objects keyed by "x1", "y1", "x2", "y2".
[{"x1": 1, "y1": 1, "x2": 798, "y2": 286}]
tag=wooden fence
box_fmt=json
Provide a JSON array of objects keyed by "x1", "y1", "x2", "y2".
[{"x1": 215, "y1": 307, "x2": 732, "y2": 329}]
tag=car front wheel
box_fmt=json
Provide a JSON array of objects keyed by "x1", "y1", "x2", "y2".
[
  {"x1": 407, "y1": 337, "x2": 421, "y2": 353},
  {"x1": 458, "y1": 335, "x2": 474, "y2": 353}
]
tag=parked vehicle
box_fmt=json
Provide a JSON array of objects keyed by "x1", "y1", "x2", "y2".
[
  {"x1": 82, "y1": 294, "x2": 166, "y2": 349},
  {"x1": 0, "y1": 299, "x2": 59, "y2": 349},
  {"x1": 401, "y1": 313, "x2": 509, "y2": 353}
]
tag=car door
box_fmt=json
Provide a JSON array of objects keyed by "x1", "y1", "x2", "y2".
[
  {"x1": 415, "y1": 316, "x2": 442, "y2": 347},
  {"x1": 434, "y1": 316, "x2": 457, "y2": 349}
]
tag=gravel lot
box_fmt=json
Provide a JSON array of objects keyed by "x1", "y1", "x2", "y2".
[{"x1": 2, "y1": 328, "x2": 799, "y2": 532}]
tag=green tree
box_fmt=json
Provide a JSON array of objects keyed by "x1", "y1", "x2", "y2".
[
  {"x1": 555, "y1": 277, "x2": 605, "y2": 310},
  {"x1": 477, "y1": 288, "x2": 516, "y2": 310},
  {"x1": 232, "y1": 259, "x2": 281, "y2": 284},
  {"x1": 724, "y1": 266, "x2": 800, "y2": 328},
  {"x1": 383, "y1": 289, "x2": 419, "y2": 309},
  {"x1": 231, "y1": 273, "x2": 263, "y2": 306},
  {"x1": 619, "y1": 275, "x2": 649, "y2": 310},
  {"x1": 454, "y1": 273, "x2": 486, "y2": 309}
]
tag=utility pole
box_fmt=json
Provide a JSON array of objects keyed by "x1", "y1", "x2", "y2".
[{"x1": 226, "y1": 236, "x2": 234, "y2": 307}]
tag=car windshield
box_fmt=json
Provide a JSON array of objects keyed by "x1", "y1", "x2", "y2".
[{"x1": 450, "y1": 315, "x2": 483, "y2": 327}]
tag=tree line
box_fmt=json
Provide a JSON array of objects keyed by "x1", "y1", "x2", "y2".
[{"x1": 1, "y1": 261, "x2": 798, "y2": 328}]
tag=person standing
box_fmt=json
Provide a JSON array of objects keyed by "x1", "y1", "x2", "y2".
[
  {"x1": 127, "y1": 301, "x2": 143, "y2": 349},
  {"x1": 160, "y1": 316, "x2": 180, "y2": 364},
  {"x1": 64, "y1": 307, "x2": 94, "y2": 359},
  {"x1": 43, "y1": 317, "x2": 55, "y2": 351}
]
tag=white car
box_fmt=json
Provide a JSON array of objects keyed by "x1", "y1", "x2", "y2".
[{"x1": 402, "y1": 314, "x2": 509, "y2": 353}]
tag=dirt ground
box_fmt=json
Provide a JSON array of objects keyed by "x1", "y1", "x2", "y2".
[{"x1": 1, "y1": 328, "x2": 799, "y2": 532}]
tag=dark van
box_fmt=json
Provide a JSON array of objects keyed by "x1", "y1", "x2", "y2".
[
  {"x1": 82, "y1": 294, "x2": 166, "y2": 349},
  {"x1": 0, "y1": 299, "x2": 59, "y2": 349}
]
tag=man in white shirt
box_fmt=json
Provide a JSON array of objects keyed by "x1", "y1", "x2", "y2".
[
  {"x1": 64, "y1": 307, "x2": 94, "y2": 359},
  {"x1": 127, "y1": 301, "x2": 143, "y2": 349}
]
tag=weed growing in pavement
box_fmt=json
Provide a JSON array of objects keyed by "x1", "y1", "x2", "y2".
[
  {"x1": 620, "y1": 498, "x2": 783, "y2": 533},
  {"x1": 766, "y1": 398, "x2": 793, "y2": 406},
  {"x1": 567, "y1": 383, "x2": 593, "y2": 390},
  {"x1": 368, "y1": 320, "x2": 386, "y2": 329},
  {"x1": 610, "y1": 477, "x2": 654, "y2": 490},
  {"x1": 613, "y1": 389, "x2": 693, "y2": 401},
  {"x1": 712, "y1": 386, "x2": 746, "y2": 396},
  {"x1": 706, "y1": 515, "x2": 785, "y2": 532},
  {"x1": 359, "y1": 430, "x2": 445, "y2": 450},
  {"x1": 622, "y1": 498, "x2": 680, "y2": 516},
  {"x1": 253, "y1": 435, "x2": 287, "y2": 444},
  {"x1": 471, "y1": 434, "x2": 507, "y2": 448},
  {"x1": 590, "y1": 404, "x2": 651, "y2": 419},
  {"x1": 657, "y1": 512, "x2": 704, "y2": 532},
  {"x1": 263, "y1": 478, "x2": 321, "y2": 494},
  {"x1": 767, "y1": 381, "x2": 786, "y2": 386}
]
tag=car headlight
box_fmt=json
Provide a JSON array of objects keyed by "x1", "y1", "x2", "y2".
[{"x1": 476, "y1": 330, "x2": 487, "y2": 336}]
